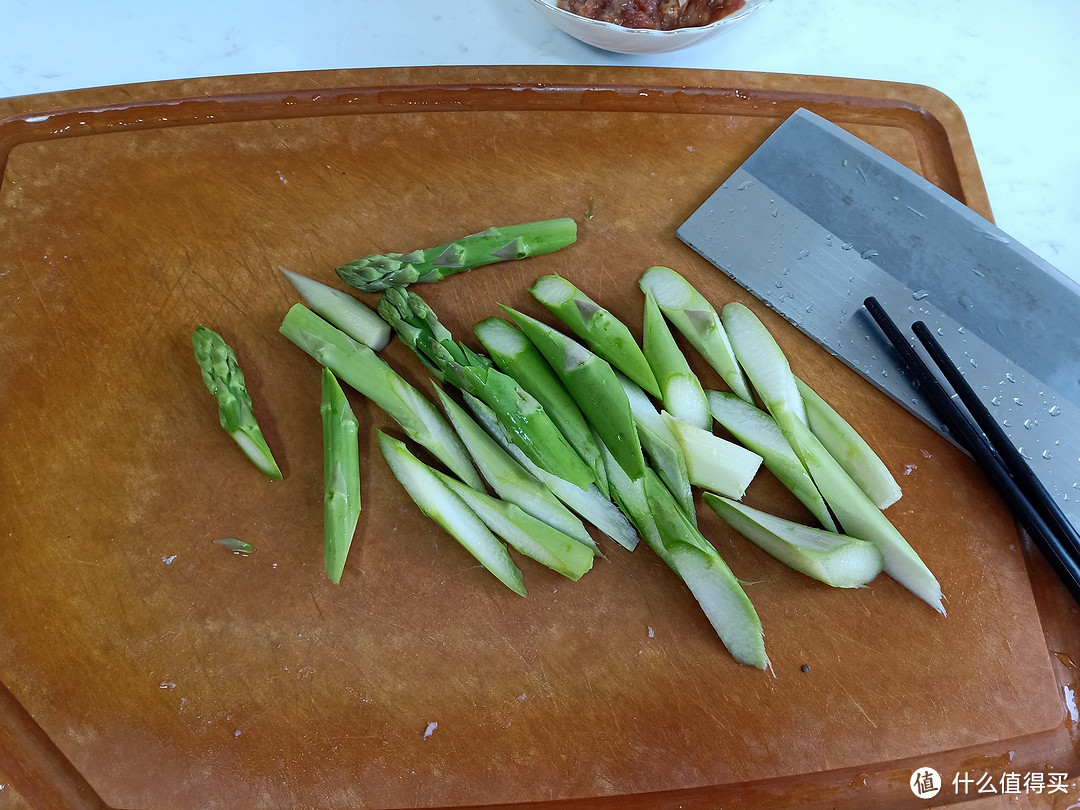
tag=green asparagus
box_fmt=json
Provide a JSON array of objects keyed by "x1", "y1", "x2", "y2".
[
  {"x1": 321, "y1": 368, "x2": 361, "y2": 584},
  {"x1": 530, "y1": 274, "x2": 660, "y2": 397},
  {"x1": 642, "y1": 290, "x2": 711, "y2": 431},
  {"x1": 192, "y1": 325, "x2": 282, "y2": 479},
  {"x1": 281, "y1": 268, "x2": 391, "y2": 350},
  {"x1": 378, "y1": 289, "x2": 594, "y2": 490},
  {"x1": 279, "y1": 303, "x2": 482, "y2": 489},
  {"x1": 337, "y1": 218, "x2": 578, "y2": 292}
]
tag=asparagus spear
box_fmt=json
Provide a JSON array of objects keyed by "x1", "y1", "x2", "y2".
[
  {"x1": 663, "y1": 412, "x2": 763, "y2": 500},
  {"x1": 191, "y1": 325, "x2": 282, "y2": 479},
  {"x1": 702, "y1": 493, "x2": 884, "y2": 589},
  {"x1": 721, "y1": 302, "x2": 807, "y2": 425},
  {"x1": 378, "y1": 288, "x2": 594, "y2": 490},
  {"x1": 378, "y1": 432, "x2": 526, "y2": 597},
  {"x1": 321, "y1": 368, "x2": 361, "y2": 584},
  {"x1": 642, "y1": 290, "x2": 711, "y2": 431},
  {"x1": 433, "y1": 385, "x2": 599, "y2": 555},
  {"x1": 502, "y1": 306, "x2": 647, "y2": 485},
  {"x1": 435, "y1": 471, "x2": 595, "y2": 581},
  {"x1": 279, "y1": 303, "x2": 483, "y2": 489},
  {"x1": 707, "y1": 390, "x2": 837, "y2": 532},
  {"x1": 638, "y1": 266, "x2": 753, "y2": 402},
  {"x1": 281, "y1": 268, "x2": 391, "y2": 350},
  {"x1": 337, "y1": 218, "x2": 578, "y2": 292},
  {"x1": 795, "y1": 377, "x2": 903, "y2": 510},
  {"x1": 474, "y1": 316, "x2": 609, "y2": 496},
  {"x1": 530, "y1": 274, "x2": 660, "y2": 397}
]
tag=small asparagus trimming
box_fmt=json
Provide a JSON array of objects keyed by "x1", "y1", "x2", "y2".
[
  {"x1": 321, "y1": 368, "x2": 361, "y2": 584},
  {"x1": 795, "y1": 377, "x2": 903, "y2": 510},
  {"x1": 281, "y1": 268, "x2": 391, "y2": 350},
  {"x1": 378, "y1": 431, "x2": 526, "y2": 597},
  {"x1": 530, "y1": 274, "x2": 660, "y2": 397},
  {"x1": 279, "y1": 303, "x2": 482, "y2": 489},
  {"x1": 337, "y1": 218, "x2": 578, "y2": 292},
  {"x1": 642, "y1": 291, "x2": 711, "y2": 431},
  {"x1": 191, "y1": 325, "x2": 283, "y2": 480},
  {"x1": 638, "y1": 266, "x2": 753, "y2": 402},
  {"x1": 702, "y1": 493, "x2": 884, "y2": 589}
]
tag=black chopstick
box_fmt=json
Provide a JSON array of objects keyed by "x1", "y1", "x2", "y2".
[
  {"x1": 910, "y1": 320, "x2": 1080, "y2": 555},
  {"x1": 863, "y1": 296, "x2": 1080, "y2": 605}
]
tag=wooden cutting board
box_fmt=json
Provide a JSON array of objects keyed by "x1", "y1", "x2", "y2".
[{"x1": 1, "y1": 66, "x2": 1077, "y2": 810}]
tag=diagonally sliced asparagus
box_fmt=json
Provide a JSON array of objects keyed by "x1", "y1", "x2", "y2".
[
  {"x1": 642, "y1": 291, "x2": 711, "y2": 431},
  {"x1": 702, "y1": 493, "x2": 884, "y2": 588},
  {"x1": 321, "y1": 368, "x2": 361, "y2": 584},
  {"x1": 707, "y1": 390, "x2": 837, "y2": 532},
  {"x1": 616, "y1": 371, "x2": 695, "y2": 522},
  {"x1": 378, "y1": 432, "x2": 526, "y2": 597},
  {"x1": 776, "y1": 408, "x2": 944, "y2": 614},
  {"x1": 639, "y1": 266, "x2": 753, "y2": 402},
  {"x1": 530, "y1": 274, "x2": 660, "y2": 397},
  {"x1": 192, "y1": 325, "x2": 283, "y2": 480},
  {"x1": 663, "y1": 412, "x2": 763, "y2": 500},
  {"x1": 281, "y1": 268, "x2": 391, "y2": 350},
  {"x1": 379, "y1": 289, "x2": 595, "y2": 490},
  {"x1": 474, "y1": 316, "x2": 609, "y2": 496},
  {"x1": 435, "y1": 472, "x2": 595, "y2": 581},
  {"x1": 337, "y1": 218, "x2": 578, "y2": 292},
  {"x1": 721, "y1": 302, "x2": 807, "y2": 425},
  {"x1": 463, "y1": 392, "x2": 639, "y2": 552},
  {"x1": 279, "y1": 303, "x2": 482, "y2": 489},
  {"x1": 503, "y1": 306, "x2": 647, "y2": 484},
  {"x1": 432, "y1": 385, "x2": 598, "y2": 554},
  {"x1": 795, "y1": 377, "x2": 903, "y2": 510}
]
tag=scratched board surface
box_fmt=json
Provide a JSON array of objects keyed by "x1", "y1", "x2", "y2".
[{"x1": 0, "y1": 67, "x2": 1070, "y2": 809}]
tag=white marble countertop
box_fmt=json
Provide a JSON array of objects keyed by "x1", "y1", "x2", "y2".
[{"x1": 2, "y1": 0, "x2": 1077, "y2": 284}]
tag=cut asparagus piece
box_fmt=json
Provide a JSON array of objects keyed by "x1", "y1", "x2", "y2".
[
  {"x1": 642, "y1": 291, "x2": 711, "y2": 431},
  {"x1": 663, "y1": 413, "x2": 763, "y2": 500},
  {"x1": 463, "y1": 392, "x2": 639, "y2": 552},
  {"x1": 379, "y1": 289, "x2": 594, "y2": 490},
  {"x1": 191, "y1": 325, "x2": 282, "y2": 479},
  {"x1": 474, "y1": 316, "x2": 608, "y2": 496},
  {"x1": 321, "y1": 368, "x2": 362, "y2": 584},
  {"x1": 639, "y1": 266, "x2": 753, "y2": 402},
  {"x1": 436, "y1": 472, "x2": 595, "y2": 581},
  {"x1": 378, "y1": 432, "x2": 526, "y2": 597},
  {"x1": 281, "y1": 268, "x2": 391, "y2": 350},
  {"x1": 433, "y1": 386, "x2": 597, "y2": 553},
  {"x1": 707, "y1": 390, "x2": 837, "y2": 532},
  {"x1": 644, "y1": 473, "x2": 769, "y2": 670},
  {"x1": 616, "y1": 371, "x2": 695, "y2": 522},
  {"x1": 702, "y1": 493, "x2": 884, "y2": 588},
  {"x1": 530, "y1": 274, "x2": 660, "y2": 397},
  {"x1": 504, "y1": 306, "x2": 647, "y2": 484},
  {"x1": 279, "y1": 303, "x2": 482, "y2": 489},
  {"x1": 776, "y1": 408, "x2": 944, "y2": 614},
  {"x1": 795, "y1": 377, "x2": 903, "y2": 510},
  {"x1": 721, "y1": 302, "x2": 807, "y2": 425},
  {"x1": 337, "y1": 218, "x2": 578, "y2": 292}
]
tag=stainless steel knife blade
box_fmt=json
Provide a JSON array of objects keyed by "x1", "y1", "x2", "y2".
[{"x1": 677, "y1": 107, "x2": 1080, "y2": 529}]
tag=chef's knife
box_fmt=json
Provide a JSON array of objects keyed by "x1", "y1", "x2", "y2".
[{"x1": 677, "y1": 108, "x2": 1080, "y2": 530}]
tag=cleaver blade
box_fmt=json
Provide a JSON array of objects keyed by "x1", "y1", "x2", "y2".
[{"x1": 677, "y1": 107, "x2": 1080, "y2": 531}]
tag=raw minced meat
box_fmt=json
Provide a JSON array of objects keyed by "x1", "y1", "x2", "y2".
[{"x1": 556, "y1": 0, "x2": 746, "y2": 30}]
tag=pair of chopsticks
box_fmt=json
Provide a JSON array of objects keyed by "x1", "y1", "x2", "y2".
[{"x1": 863, "y1": 296, "x2": 1080, "y2": 605}]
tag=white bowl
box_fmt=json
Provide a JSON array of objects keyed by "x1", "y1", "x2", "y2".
[{"x1": 528, "y1": 0, "x2": 774, "y2": 54}]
